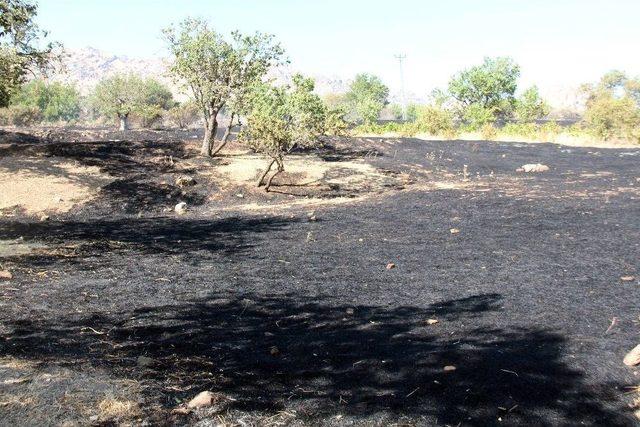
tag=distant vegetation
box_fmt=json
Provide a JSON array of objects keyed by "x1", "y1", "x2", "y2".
[{"x1": 0, "y1": 1, "x2": 638, "y2": 146}]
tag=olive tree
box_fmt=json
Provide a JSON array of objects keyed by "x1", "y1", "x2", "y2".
[
  {"x1": 240, "y1": 75, "x2": 327, "y2": 191},
  {"x1": 163, "y1": 18, "x2": 285, "y2": 157},
  {"x1": 0, "y1": 0, "x2": 60, "y2": 107},
  {"x1": 345, "y1": 73, "x2": 389, "y2": 124},
  {"x1": 91, "y1": 74, "x2": 173, "y2": 130}
]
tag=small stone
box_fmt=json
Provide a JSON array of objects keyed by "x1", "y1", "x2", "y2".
[
  {"x1": 175, "y1": 176, "x2": 196, "y2": 187},
  {"x1": 426, "y1": 319, "x2": 439, "y2": 325},
  {"x1": 270, "y1": 346, "x2": 280, "y2": 356},
  {"x1": 443, "y1": 365, "x2": 457, "y2": 372},
  {"x1": 346, "y1": 308, "x2": 355, "y2": 315},
  {"x1": 187, "y1": 391, "x2": 218, "y2": 409},
  {"x1": 386, "y1": 263, "x2": 396, "y2": 270},
  {"x1": 307, "y1": 211, "x2": 315, "y2": 218},
  {"x1": 0, "y1": 270, "x2": 12, "y2": 280},
  {"x1": 450, "y1": 228, "x2": 460, "y2": 234},
  {"x1": 236, "y1": 193, "x2": 244, "y2": 198},
  {"x1": 137, "y1": 356, "x2": 156, "y2": 368},
  {"x1": 308, "y1": 215, "x2": 317, "y2": 222},
  {"x1": 623, "y1": 344, "x2": 640, "y2": 366},
  {"x1": 621, "y1": 276, "x2": 635, "y2": 282},
  {"x1": 174, "y1": 202, "x2": 187, "y2": 214},
  {"x1": 39, "y1": 214, "x2": 49, "y2": 222},
  {"x1": 518, "y1": 163, "x2": 549, "y2": 173}
]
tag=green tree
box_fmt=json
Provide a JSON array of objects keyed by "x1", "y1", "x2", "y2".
[
  {"x1": 0, "y1": 0, "x2": 60, "y2": 107},
  {"x1": 582, "y1": 71, "x2": 640, "y2": 141},
  {"x1": 345, "y1": 73, "x2": 389, "y2": 124},
  {"x1": 240, "y1": 75, "x2": 327, "y2": 191},
  {"x1": 515, "y1": 86, "x2": 550, "y2": 122},
  {"x1": 163, "y1": 18, "x2": 285, "y2": 157},
  {"x1": 11, "y1": 79, "x2": 80, "y2": 122},
  {"x1": 448, "y1": 57, "x2": 520, "y2": 123},
  {"x1": 167, "y1": 100, "x2": 199, "y2": 129},
  {"x1": 91, "y1": 74, "x2": 173, "y2": 130}
]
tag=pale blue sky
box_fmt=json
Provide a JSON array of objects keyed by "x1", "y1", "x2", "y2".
[{"x1": 36, "y1": 0, "x2": 640, "y2": 99}]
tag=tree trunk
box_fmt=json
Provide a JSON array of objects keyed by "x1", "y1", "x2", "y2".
[
  {"x1": 257, "y1": 159, "x2": 276, "y2": 187},
  {"x1": 119, "y1": 115, "x2": 129, "y2": 131},
  {"x1": 200, "y1": 119, "x2": 218, "y2": 157},
  {"x1": 265, "y1": 159, "x2": 284, "y2": 192},
  {"x1": 211, "y1": 113, "x2": 236, "y2": 157}
]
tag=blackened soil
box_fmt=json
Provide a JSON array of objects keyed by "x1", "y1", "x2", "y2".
[{"x1": 0, "y1": 131, "x2": 639, "y2": 426}]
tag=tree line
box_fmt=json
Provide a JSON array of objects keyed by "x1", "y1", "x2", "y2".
[{"x1": 1, "y1": 0, "x2": 638, "y2": 179}]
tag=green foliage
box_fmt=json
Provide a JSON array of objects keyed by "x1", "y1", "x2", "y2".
[
  {"x1": 91, "y1": 74, "x2": 173, "y2": 129},
  {"x1": 163, "y1": 18, "x2": 285, "y2": 155},
  {"x1": 240, "y1": 75, "x2": 328, "y2": 188},
  {"x1": 390, "y1": 103, "x2": 418, "y2": 121},
  {"x1": 0, "y1": 104, "x2": 41, "y2": 126},
  {"x1": 345, "y1": 73, "x2": 389, "y2": 124},
  {"x1": 449, "y1": 56, "x2": 520, "y2": 123},
  {"x1": 515, "y1": 86, "x2": 550, "y2": 122},
  {"x1": 412, "y1": 105, "x2": 455, "y2": 136},
  {"x1": 167, "y1": 100, "x2": 199, "y2": 128},
  {"x1": 581, "y1": 71, "x2": 640, "y2": 141},
  {"x1": 0, "y1": 0, "x2": 60, "y2": 107},
  {"x1": 480, "y1": 123, "x2": 497, "y2": 140},
  {"x1": 11, "y1": 79, "x2": 80, "y2": 122},
  {"x1": 461, "y1": 104, "x2": 496, "y2": 131}
]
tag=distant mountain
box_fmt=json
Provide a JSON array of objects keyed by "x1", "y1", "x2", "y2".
[{"x1": 52, "y1": 47, "x2": 573, "y2": 112}]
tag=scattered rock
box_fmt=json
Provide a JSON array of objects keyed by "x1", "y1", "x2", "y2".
[
  {"x1": 517, "y1": 163, "x2": 550, "y2": 173},
  {"x1": 187, "y1": 391, "x2": 218, "y2": 409},
  {"x1": 621, "y1": 276, "x2": 636, "y2": 282},
  {"x1": 39, "y1": 214, "x2": 49, "y2": 222},
  {"x1": 450, "y1": 228, "x2": 460, "y2": 234},
  {"x1": 443, "y1": 365, "x2": 457, "y2": 372},
  {"x1": 235, "y1": 193, "x2": 244, "y2": 198},
  {"x1": 137, "y1": 356, "x2": 156, "y2": 368},
  {"x1": 270, "y1": 346, "x2": 280, "y2": 356},
  {"x1": 386, "y1": 263, "x2": 396, "y2": 270},
  {"x1": 426, "y1": 319, "x2": 439, "y2": 325},
  {"x1": 346, "y1": 308, "x2": 355, "y2": 315},
  {"x1": 174, "y1": 202, "x2": 187, "y2": 215},
  {"x1": 0, "y1": 270, "x2": 12, "y2": 280},
  {"x1": 623, "y1": 344, "x2": 640, "y2": 366},
  {"x1": 175, "y1": 176, "x2": 196, "y2": 187},
  {"x1": 306, "y1": 231, "x2": 315, "y2": 242}
]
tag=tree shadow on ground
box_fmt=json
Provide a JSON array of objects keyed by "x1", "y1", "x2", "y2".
[
  {"x1": 0, "y1": 292, "x2": 631, "y2": 425},
  {"x1": 0, "y1": 215, "x2": 296, "y2": 268}
]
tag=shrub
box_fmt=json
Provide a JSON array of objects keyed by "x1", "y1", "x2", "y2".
[
  {"x1": 166, "y1": 101, "x2": 199, "y2": 129},
  {"x1": 5, "y1": 104, "x2": 42, "y2": 126},
  {"x1": 480, "y1": 123, "x2": 497, "y2": 140},
  {"x1": 583, "y1": 93, "x2": 639, "y2": 140},
  {"x1": 11, "y1": 80, "x2": 81, "y2": 122},
  {"x1": 413, "y1": 105, "x2": 455, "y2": 136},
  {"x1": 461, "y1": 104, "x2": 495, "y2": 131},
  {"x1": 0, "y1": 107, "x2": 10, "y2": 125}
]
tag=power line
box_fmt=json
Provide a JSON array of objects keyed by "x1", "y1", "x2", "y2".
[{"x1": 394, "y1": 54, "x2": 407, "y2": 121}]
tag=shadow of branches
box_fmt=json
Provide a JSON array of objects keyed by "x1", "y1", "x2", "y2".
[{"x1": 0, "y1": 292, "x2": 630, "y2": 425}]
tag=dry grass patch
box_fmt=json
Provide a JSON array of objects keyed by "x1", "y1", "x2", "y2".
[{"x1": 0, "y1": 157, "x2": 111, "y2": 215}]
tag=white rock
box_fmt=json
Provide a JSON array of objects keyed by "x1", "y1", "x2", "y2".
[
  {"x1": 623, "y1": 344, "x2": 640, "y2": 366},
  {"x1": 187, "y1": 391, "x2": 218, "y2": 409},
  {"x1": 174, "y1": 202, "x2": 188, "y2": 214},
  {"x1": 519, "y1": 163, "x2": 550, "y2": 173}
]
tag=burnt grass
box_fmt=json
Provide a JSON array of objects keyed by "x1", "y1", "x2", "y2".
[{"x1": 0, "y1": 129, "x2": 639, "y2": 425}]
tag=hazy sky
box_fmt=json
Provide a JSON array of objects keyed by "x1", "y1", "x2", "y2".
[{"x1": 36, "y1": 0, "x2": 640, "y2": 98}]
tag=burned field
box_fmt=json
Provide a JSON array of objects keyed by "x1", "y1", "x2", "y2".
[{"x1": 0, "y1": 130, "x2": 639, "y2": 426}]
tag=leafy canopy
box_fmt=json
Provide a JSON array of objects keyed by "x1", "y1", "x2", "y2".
[
  {"x1": 241, "y1": 74, "x2": 327, "y2": 160},
  {"x1": 0, "y1": 0, "x2": 59, "y2": 107},
  {"x1": 345, "y1": 73, "x2": 389, "y2": 124},
  {"x1": 448, "y1": 57, "x2": 520, "y2": 117},
  {"x1": 515, "y1": 86, "x2": 550, "y2": 122},
  {"x1": 163, "y1": 18, "x2": 285, "y2": 122},
  {"x1": 91, "y1": 74, "x2": 173, "y2": 120},
  {"x1": 11, "y1": 79, "x2": 80, "y2": 122}
]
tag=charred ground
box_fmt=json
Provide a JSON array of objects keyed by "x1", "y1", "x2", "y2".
[{"x1": 0, "y1": 129, "x2": 638, "y2": 426}]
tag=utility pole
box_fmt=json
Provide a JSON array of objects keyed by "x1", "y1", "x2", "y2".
[{"x1": 394, "y1": 54, "x2": 407, "y2": 121}]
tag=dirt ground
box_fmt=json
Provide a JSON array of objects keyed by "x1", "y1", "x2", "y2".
[{"x1": 0, "y1": 128, "x2": 639, "y2": 426}]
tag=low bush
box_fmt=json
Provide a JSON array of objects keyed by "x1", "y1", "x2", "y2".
[{"x1": 0, "y1": 105, "x2": 42, "y2": 126}]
